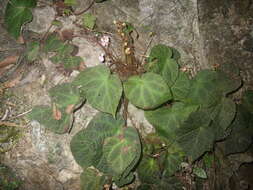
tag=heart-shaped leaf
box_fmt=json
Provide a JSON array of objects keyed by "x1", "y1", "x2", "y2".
[
  {"x1": 176, "y1": 109, "x2": 215, "y2": 161},
  {"x1": 43, "y1": 34, "x2": 64, "y2": 53},
  {"x1": 70, "y1": 113, "x2": 124, "y2": 168},
  {"x1": 27, "y1": 106, "x2": 72, "y2": 134},
  {"x1": 4, "y1": 0, "x2": 37, "y2": 39},
  {"x1": 49, "y1": 83, "x2": 82, "y2": 109},
  {"x1": 186, "y1": 70, "x2": 222, "y2": 107},
  {"x1": 137, "y1": 156, "x2": 160, "y2": 184},
  {"x1": 73, "y1": 65, "x2": 122, "y2": 116},
  {"x1": 147, "y1": 44, "x2": 173, "y2": 64},
  {"x1": 26, "y1": 41, "x2": 40, "y2": 62},
  {"x1": 193, "y1": 167, "x2": 207, "y2": 179},
  {"x1": 210, "y1": 97, "x2": 236, "y2": 140},
  {"x1": 103, "y1": 127, "x2": 141, "y2": 175},
  {"x1": 62, "y1": 56, "x2": 84, "y2": 69},
  {"x1": 242, "y1": 90, "x2": 253, "y2": 114},
  {"x1": 164, "y1": 143, "x2": 185, "y2": 176},
  {"x1": 171, "y1": 71, "x2": 190, "y2": 101},
  {"x1": 223, "y1": 105, "x2": 253, "y2": 155},
  {"x1": 216, "y1": 70, "x2": 241, "y2": 95},
  {"x1": 146, "y1": 45, "x2": 178, "y2": 86},
  {"x1": 145, "y1": 103, "x2": 198, "y2": 139},
  {"x1": 82, "y1": 13, "x2": 96, "y2": 29},
  {"x1": 124, "y1": 73, "x2": 171, "y2": 109},
  {"x1": 80, "y1": 168, "x2": 107, "y2": 190}
]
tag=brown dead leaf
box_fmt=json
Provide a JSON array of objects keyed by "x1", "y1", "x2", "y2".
[
  {"x1": 52, "y1": 103, "x2": 62, "y2": 120},
  {"x1": 60, "y1": 29, "x2": 74, "y2": 41},
  {"x1": 65, "y1": 104, "x2": 75, "y2": 114},
  {"x1": 79, "y1": 62, "x2": 86, "y2": 71},
  {"x1": 17, "y1": 35, "x2": 25, "y2": 44},
  {"x1": 0, "y1": 55, "x2": 19, "y2": 68},
  {"x1": 3, "y1": 75, "x2": 22, "y2": 88}
]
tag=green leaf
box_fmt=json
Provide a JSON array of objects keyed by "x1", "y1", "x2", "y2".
[
  {"x1": 49, "y1": 44, "x2": 75, "y2": 63},
  {"x1": 147, "y1": 44, "x2": 173, "y2": 63},
  {"x1": 73, "y1": 65, "x2": 122, "y2": 116},
  {"x1": 122, "y1": 22, "x2": 134, "y2": 34},
  {"x1": 176, "y1": 109, "x2": 214, "y2": 161},
  {"x1": 27, "y1": 106, "x2": 72, "y2": 134},
  {"x1": 115, "y1": 172, "x2": 135, "y2": 187},
  {"x1": 103, "y1": 127, "x2": 141, "y2": 176},
  {"x1": 49, "y1": 83, "x2": 82, "y2": 109},
  {"x1": 137, "y1": 156, "x2": 160, "y2": 184},
  {"x1": 171, "y1": 71, "x2": 190, "y2": 101},
  {"x1": 124, "y1": 73, "x2": 171, "y2": 109},
  {"x1": 62, "y1": 56, "x2": 84, "y2": 69},
  {"x1": 171, "y1": 47, "x2": 181, "y2": 61},
  {"x1": 4, "y1": 0, "x2": 36, "y2": 39},
  {"x1": 70, "y1": 113, "x2": 124, "y2": 168},
  {"x1": 193, "y1": 167, "x2": 207, "y2": 179},
  {"x1": 146, "y1": 45, "x2": 178, "y2": 86},
  {"x1": 223, "y1": 105, "x2": 253, "y2": 155},
  {"x1": 164, "y1": 143, "x2": 185, "y2": 176},
  {"x1": 80, "y1": 168, "x2": 107, "y2": 190},
  {"x1": 147, "y1": 58, "x2": 179, "y2": 87},
  {"x1": 82, "y1": 13, "x2": 96, "y2": 29},
  {"x1": 26, "y1": 41, "x2": 40, "y2": 62},
  {"x1": 216, "y1": 70, "x2": 241, "y2": 95},
  {"x1": 64, "y1": 0, "x2": 77, "y2": 6},
  {"x1": 210, "y1": 98, "x2": 236, "y2": 140},
  {"x1": 242, "y1": 90, "x2": 253, "y2": 114},
  {"x1": 186, "y1": 70, "x2": 222, "y2": 107},
  {"x1": 158, "y1": 176, "x2": 183, "y2": 190},
  {"x1": 145, "y1": 103, "x2": 198, "y2": 139},
  {"x1": 43, "y1": 34, "x2": 63, "y2": 53}
]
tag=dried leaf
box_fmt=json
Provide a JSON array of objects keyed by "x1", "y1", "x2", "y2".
[
  {"x1": 0, "y1": 55, "x2": 19, "y2": 68},
  {"x1": 52, "y1": 103, "x2": 62, "y2": 120},
  {"x1": 3, "y1": 75, "x2": 22, "y2": 88},
  {"x1": 65, "y1": 104, "x2": 75, "y2": 114},
  {"x1": 60, "y1": 29, "x2": 74, "y2": 41}
]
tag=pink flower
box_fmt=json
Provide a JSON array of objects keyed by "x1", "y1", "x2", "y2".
[
  {"x1": 100, "y1": 35, "x2": 110, "y2": 47},
  {"x1": 99, "y1": 53, "x2": 105, "y2": 63}
]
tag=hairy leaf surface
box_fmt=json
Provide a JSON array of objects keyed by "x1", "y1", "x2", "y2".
[
  {"x1": 103, "y1": 127, "x2": 141, "y2": 176},
  {"x1": 164, "y1": 143, "x2": 185, "y2": 176},
  {"x1": 146, "y1": 44, "x2": 178, "y2": 86},
  {"x1": 223, "y1": 105, "x2": 253, "y2": 155},
  {"x1": 171, "y1": 71, "x2": 190, "y2": 101},
  {"x1": 186, "y1": 70, "x2": 221, "y2": 107},
  {"x1": 27, "y1": 106, "x2": 71, "y2": 134},
  {"x1": 80, "y1": 168, "x2": 107, "y2": 190},
  {"x1": 73, "y1": 65, "x2": 122, "y2": 116},
  {"x1": 124, "y1": 73, "x2": 171, "y2": 109},
  {"x1": 176, "y1": 110, "x2": 214, "y2": 161},
  {"x1": 26, "y1": 41, "x2": 40, "y2": 61},
  {"x1": 145, "y1": 103, "x2": 198, "y2": 139},
  {"x1": 49, "y1": 83, "x2": 82, "y2": 109},
  {"x1": 70, "y1": 113, "x2": 124, "y2": 168},
  {"x1": 4, "y1": 0, "x2": 36, "y2": 39}
]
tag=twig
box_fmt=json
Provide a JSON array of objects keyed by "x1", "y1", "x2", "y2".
[
  {"x1": 73, "y1": 0, "x2": 95, "y2": 15},
  {"x1": 0, "y1": 122, "x2": 20, "y2": 127},
  {"x1": 8, "y1": 109, "x2": 32, "y2": 120},
  {"x1": 141, "y1": 36, "x2": 154, "y2": 65}
]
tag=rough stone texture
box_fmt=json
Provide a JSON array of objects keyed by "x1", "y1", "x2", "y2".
[
  {"x1": 198, "y1": 0, "x2": 253, "y2": 90},
  {"x1": 28, "y1": 6, "x2": 56, "y2": 34},
  {"x1": 91, "y1": 0, "x2": 204, "y2": 74}
]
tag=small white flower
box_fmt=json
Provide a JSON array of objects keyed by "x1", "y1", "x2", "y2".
[
  {"x1": 99, "y1": 53, "x2": 105, "y2": 63},
  {"x1": 100, "y1": 35, "x2": 110, "y2": 47}
]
